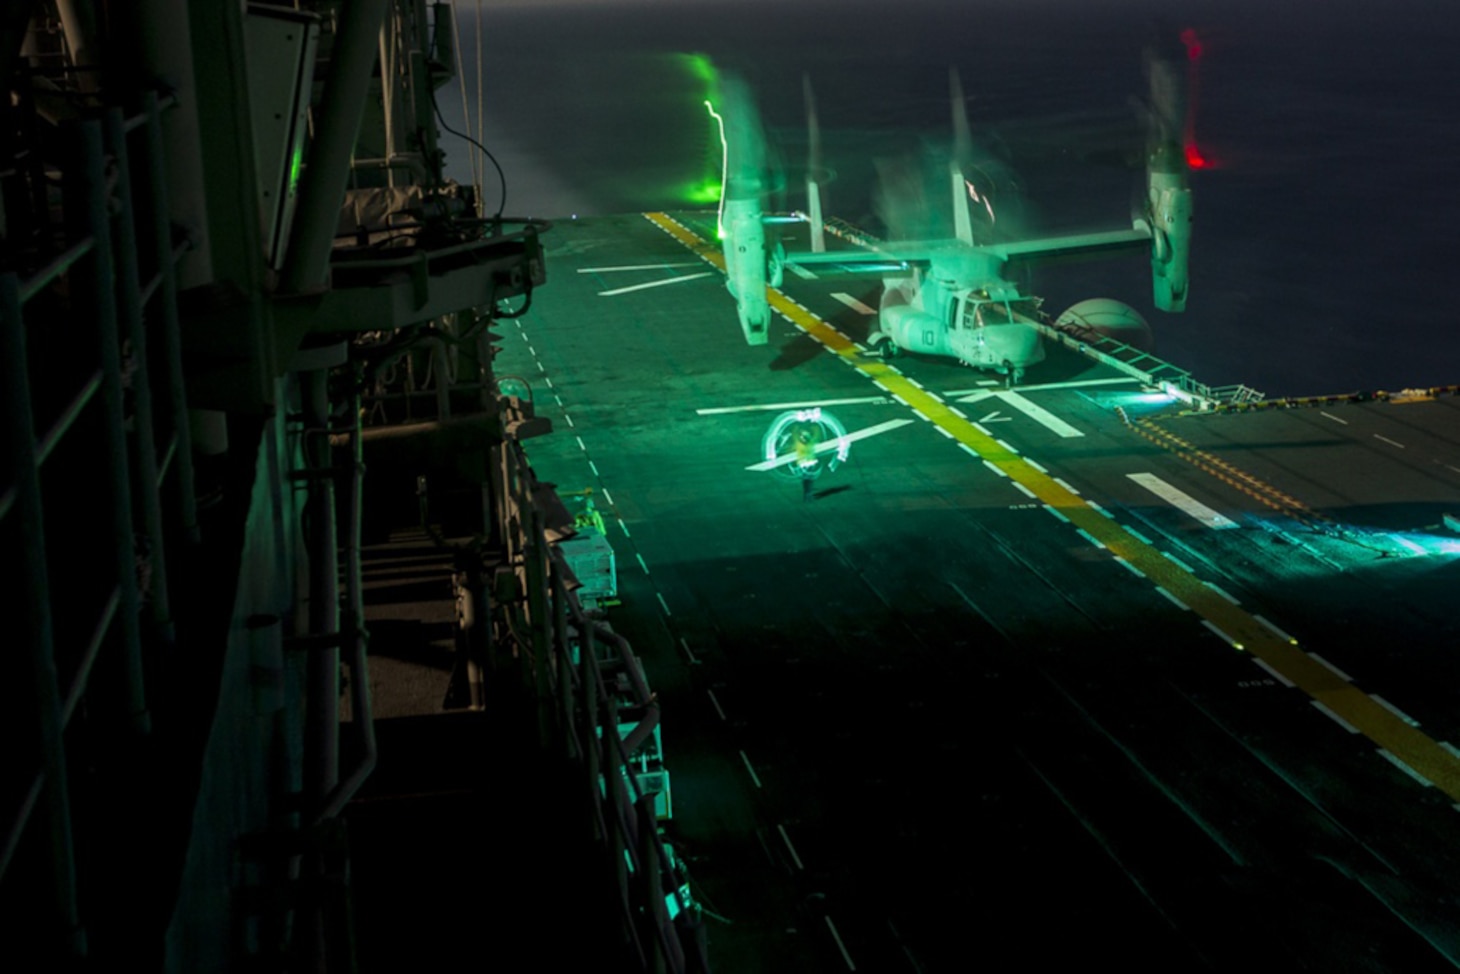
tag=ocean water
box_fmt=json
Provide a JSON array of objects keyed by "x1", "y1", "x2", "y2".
[{"x1": 435, "y1": 0, "x2": 1460, "y2": 396}]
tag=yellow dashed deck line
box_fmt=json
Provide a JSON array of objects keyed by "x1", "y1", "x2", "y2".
[{"x1": 645, "y1": 213, "x2": 1460, "y2": 800}]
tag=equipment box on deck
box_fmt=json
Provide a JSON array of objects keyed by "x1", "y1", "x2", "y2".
[{"x1": 559, "y1": 531, "x2": 617, "y2": 608}]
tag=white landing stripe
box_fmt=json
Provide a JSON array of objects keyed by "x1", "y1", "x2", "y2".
[
  {"x1": 1011, "y1": 481, "x2": 1036, "y2": 499},
  {"x1": 1043, "y1": 504, "x2": 1070, "y2": 524},
  {"x1": 1165, "y1": 553, "x2": 1196, "y2": 573},
  {"x1": 960, "y1": 444, "x2": 984, "y2": 461},
  {"x1": 1312, "y1": 700, "x2": 1361, "y2": 734},
  {"x1": 777, "y1": 824, "x2": 805, "y2": 870},
  {"x1": 696, "y1": 395, "x2": 890, "y2": 415},
  {"x1": 1256, "y1": 615, "x2": 1298, "y2": 644},
  {"x1": 1125, "y1": 527, "x2": 1153, "y2": 545},
  {"x1": 1371, "y1": 695, "x2": 1420, "y2": 727},
  {"x1": 636, "y1": 553, "x2": 649, "y2": 574},
  {"x1": 1320, "y1": 411, "x2": 1349, "y2": 425},
  {"x1": 1114, "y1": 557, "x2": 1146, "y2": 578},
  {"x1": 995, "y1": 390, "x2": 1084, "y2": 438},
  {"x1": 1440, "y1": 741, "x2": 1460, "y2": 759},
  {"x1": 1075, "y1": 527, "x2": 1106, "y2": 549},
  {"x1": 1378, "y1": 748, "x2": 1433, "y2": 787},
  {"x1": 601, "y1": 488, "x2": 615, "y2": 506},
  {"x1": 564, "y1": 413, "x2": 575, "y2": 427},
  {"x1": 1088, "y1": 501, "x2": 1114, "y2": 518},
  {"x1": 1127, "y1": 472, "x2": 1239, "y2": 530},
  {"x1": 935, "y1": 425, "x2": 955, "y2": 439},
  {"x1": 1204, "y1": 581, "x2": 1241, "y2": 605},
  {"x1": 619, "y1": 520, "x2": 632, "y2": 538},
  {"x1": 744, "y1": 418, "x2": 914, "y2": 471},
  {"x1": 1054, "y1": 477, "x2": 1080, "y2": 495},
  {"x1": 589, "y1": 460, "x2": 601, "y2": 477},
  {"x1": 575, "y1": 435, "x2": 587, "y2": 452},
  {"x1": 824, "y1": 917, "x2": 857, "y2": 971},
  {"x1": 597, "y1": 271, "x2": 714, "y2": 296},
  {"x1": 788, "y1": 262, "x2": 819, "y2": 280},
  {"x1": 948, "y1": 376, "x2": 1140, "y2": 394},
  {"x1": 1308, "y1": 652, "x2": 1352, "y2": 681},
  {"x1": 1253, "y1": 657, "x2": 1295, "y2": 687},
  {"x1": 579, "y1": 261, "x2": 703, "y2": 273},
  {"x1": 1374, "y1": 434, "x2": 1405, "y2": 449},
  {"x1": 994, "y1": 438, "x2": 1019, "y2": 455},
  {"x1": 1155, "y1": 586, "x2": 1190, "y2": 611},
  {"x1": 981, "y1": 458, "x2": 1006, "y2": 476},
  {"x1": 679, "y1": 637, "x2": 699, "y2": 664},
  {"x1": 1023, "y1": 458, "x2": 1049, "y2": 474},
  {"x1": 1202, "y1": 619, "x2": 1242, "y2": 649},
  {"x1": 831, "y1": 292, "x2": 877, "y2": 315},
  {"x1": 739, "y1": 750, "x2": 763, "y2": 789},
  {"x1": 657, "y1": 592, "x2": 672, "y2": 616},
  {"x1": 707, "y1": 689, "x2": 727, "y2": 721}
]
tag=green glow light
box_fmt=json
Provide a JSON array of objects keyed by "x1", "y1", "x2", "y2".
[
  {"x1": 683, "y1": 180, "x2": 722, "y2": 206},
  {"x1": 677, "y1": 52, "x2": 718, "y2": 87},
  {"x1": 288, "y1": 144, "x2": 304, "y2": 196}
]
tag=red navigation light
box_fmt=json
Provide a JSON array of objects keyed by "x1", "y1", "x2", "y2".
[
  {"x1": 1180, "y1": 27, "x2": 1204, "y2": 62},
  {"x1": 1180, "y1": 28, "x2": 1210, "y2": 169}
]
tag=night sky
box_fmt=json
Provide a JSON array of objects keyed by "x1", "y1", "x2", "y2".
[{"x1": 437, "y1": 0, "x2": 1460, "y2": 396}]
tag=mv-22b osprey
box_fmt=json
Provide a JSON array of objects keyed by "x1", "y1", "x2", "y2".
[{"x1": 715, "y1": 39, "x2": 1199, "y2": 384}]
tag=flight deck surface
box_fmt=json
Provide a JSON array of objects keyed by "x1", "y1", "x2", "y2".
[{"x1": 498, "y1": 211, "x2": 1460, "y2": 972}]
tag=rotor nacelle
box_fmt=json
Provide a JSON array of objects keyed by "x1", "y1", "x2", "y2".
[{"x1": 1146, "y1": 168, "x2": 1192, "y2": 312}]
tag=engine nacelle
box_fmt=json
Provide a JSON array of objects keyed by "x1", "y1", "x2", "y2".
[
  {"x1": 721, "y1": 197, "x2": 770, "y2": 345},
  {"x1": 879, "y1": 301, "x2": 952, "y2": 358},
  {"x1": 1148, "y1": 168, "x2": 1192, "y2": 312}
]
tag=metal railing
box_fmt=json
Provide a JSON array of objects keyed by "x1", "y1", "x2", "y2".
[
  {"x1": 1, "y1": 95, "x2": 195, "y2": 956},
  {"x1": 483, "y1": 403, "x2": 709, "y2": 972}
]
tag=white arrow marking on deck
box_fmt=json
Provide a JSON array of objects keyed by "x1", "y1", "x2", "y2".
[
  {"x1": 597, "y1": 271, "x2": 714, "y2": 296},
  {"x1": 1128, "y1": 472, "x2": 1240, "y2": 530},
  {"x1": 831, "y1": 292, "x2": 877, "y2": 315},
  {"x1": 744, "y1": 418, "x2": 915, "y2": 471}
]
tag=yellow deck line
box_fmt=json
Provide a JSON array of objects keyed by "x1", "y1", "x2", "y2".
[{"x1": 644, "y1": 212, "x2": 1460, "y2": 801}]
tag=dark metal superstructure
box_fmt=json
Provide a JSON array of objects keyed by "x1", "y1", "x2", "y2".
[{"x1": 1, "y1": 3, "x2": 701, "y2": 970}]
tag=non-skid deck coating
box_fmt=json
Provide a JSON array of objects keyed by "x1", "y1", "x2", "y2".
[{"x1": 497, "y1": 211, "x2": 1460, "y2": 972}]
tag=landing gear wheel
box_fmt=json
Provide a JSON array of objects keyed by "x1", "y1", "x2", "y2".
[
  {"x1": 1002, "y1": 359, "x2": 1021, "y2": 388},
  {"x1": 869, "y1": 333, "x2": 899, "y2": 360}
]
